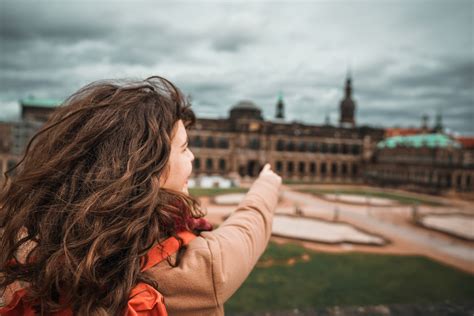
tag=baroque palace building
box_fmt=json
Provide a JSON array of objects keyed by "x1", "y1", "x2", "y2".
[{"x1": 188, "y1": 75, "x2": 384, "y2": 182}]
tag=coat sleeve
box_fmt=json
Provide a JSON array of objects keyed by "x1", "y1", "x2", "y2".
[{"x1": 200, "y1": 174, "x2": 281, "y2": 305}]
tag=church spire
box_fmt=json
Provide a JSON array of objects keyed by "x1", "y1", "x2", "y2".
[
  {"x1": 275, "y1": 91, "x2": 285, "y2": 120},
  {"x1": 339, "y1": 70, "x2": 356, "y2": 127}
]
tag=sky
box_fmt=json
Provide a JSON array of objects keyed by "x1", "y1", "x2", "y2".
[{"x1": 1, "y1": 0, "x2": 473, "y2": 135}]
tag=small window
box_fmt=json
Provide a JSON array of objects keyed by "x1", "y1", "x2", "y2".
[
  {"x1": 342, "y1": 144, "x2": 349, "y2": 154},
  {"x1": 276, "y1": 161, "x2": 283, "y2": 172},
  {"x1": 276, "y1": 139, "x2": 285, "y2": 151},
  {"x1": 352, "y1": 145, "x2": 360, "y2": 155},
  {"x1": 194, "y1": 158, "x2": 201, "y2": 170},
  {"x1": 287, "y1": 161, "x2": 294, "y2": 173},
  {"x1": 321, "y1": 143, "x2": 328, "y2": 153},
  {"x1": 287, "y1": 141, "x2": 295, "y2": 152},
  {"x1": 206, "y1": 158, "x2": 213, "y2": 171},
  {"x1": 341, "y1": 163, "x2": 348, "y2": 175},
  {"x1": 218, "y1": 138, "x2": 229, "y2": 149},
  {"x1": 321, "y1": 162, "x2": 327, "y2": 175},
  {"x1": 206, "y1": 137, "x2": 215, "y2": 148},
  {"x1": 249, "y1": 138, "x2": 260, "y2": 150},
  {"x1": 298, "y1": 161, "x2": 305, "y2": 173},
  {"x1": 352, "y1": 164, "x2": 358, "y2": 176},
  {"x1": 219, "y1": 159, "x2": 226, "y2": 171},
  {"x1": 192, "y1": 136, "x2": 202, "y2": 148}
]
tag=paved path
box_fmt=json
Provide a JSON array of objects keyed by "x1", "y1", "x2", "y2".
[{"x1": 281, "y1": 188, "x2": 474, "y2": 273}]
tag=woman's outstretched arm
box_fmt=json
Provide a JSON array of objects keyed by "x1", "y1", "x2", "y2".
[{"x1": 201, "y1": 164, "x2": 282, "y2": 304}]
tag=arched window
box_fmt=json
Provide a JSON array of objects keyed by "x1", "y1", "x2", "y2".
[
  {"x1": 276, "y1": 161, "x2": 283, "y2": 172},
  {"x1": 341, "y1": 163, "x2": 348, "y2": 175},
  {"x1": 287, "y1": 161, "x2": 294, "y2": 174},
  {"x1": 308, "y1": 142, "x2": 318, "y2": 153},
  {"x1": 192, "y1": 136, "x2": 202, "y2": 148},
  {"x1": 206, "y1": 158, "x2": 213, "y2": 171},
  {"x1": 352, "y1": 145, "x2": 360, "y2": 155},
  {"x1": 298, "y1": 161, "x2": 305, "y2": 173},
  {"x1": 276, "y1": 139, "x2": 285, "y2": 151},
  {"x1": 249, "y1": 138, "x2": 260, "y2": 150},
  {"x1": 352, "y1": 164, "x2": 358, "y2": 176},
  {"x1": 298, "y1": 142, "x2": 306, "y2": 152},
  {"x1": 342, "y1": 144, "x2": 349, "y2": 154},
  {"x1": 331, "y1": 163, "x2": 338, "y2": 176},
  {"x1": 218, "y1": 137, "x2": 229, "y2": 149},
  {"x1": 309, "y1": 162, "x2": 316, "y2": 174},
  {"x1": 206, "y1": 136, "x2": 215, "y2": 148},
  {"x1": 287, "y1": 141, "x2": 295, "y2": 152},
  {"x1": 194, "y1": 158, "x2": 201, "y2": 170},
  {"x1": 321, "y1": 143, "x2": 328, "y2": 153},
  {"x1": 219, "y1": 159, "x2": 226, "y2": 171},
  {"x1": 320, "y1": 162, "x2": 327, "y2": 175}
]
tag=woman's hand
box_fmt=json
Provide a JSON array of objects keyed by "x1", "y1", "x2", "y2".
[{"x1": 258, "y1": 163, "x2": 282, "y2": 185}]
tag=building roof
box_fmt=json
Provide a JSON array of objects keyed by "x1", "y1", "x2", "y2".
[
  {"x1": 231, "y1": 100, "x2": 261, "y2": 111},
  {"x1": 455, "y1": 136, "x2": 474, "y2": 149},
  {"x1": 20, "y1": 97, "x2": 62, "y2": 108},
  {"x1": 385, "y1": 127, "x2": 425, "y2": 137},
  {"x1": 377, "y1": 133, "x2": 461, "y2": 149}
]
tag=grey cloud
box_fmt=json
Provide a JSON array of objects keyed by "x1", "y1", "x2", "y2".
[
  {"x1": 212, "y1": 32, "x2": 255, "y2": 52},
  {"x1": 0, "y1": 0, "x2": 472, "y2": 135},
  {"x1": 0, "y1": 2, "x2": 114, "y2": 42}
]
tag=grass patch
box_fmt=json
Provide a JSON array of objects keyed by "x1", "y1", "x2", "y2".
[
  {"x1": 189, "y1": 187, "x2": 248, "y2": 197},
  {"x1": 298, "y1": 188, "x2": 442, "y2": 206},
  {"x1": 225, "y1": 242, "x2": 474, "y2": 312}
]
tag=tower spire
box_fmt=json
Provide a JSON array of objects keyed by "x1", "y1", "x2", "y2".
[
  {"x1": 275, "y1": 91, "x2": 285, "y2": 120},
  {"x1": 339, "y1": 70, "x2": 356, "y2": 127}
]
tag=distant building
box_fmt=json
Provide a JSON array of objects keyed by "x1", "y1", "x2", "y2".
[
  {"x1": 0, "y1": 97, "x2": 61, "y2": 179},
  {"x1": 368, "y1": 134, "x2": 473, "y2": 192}
]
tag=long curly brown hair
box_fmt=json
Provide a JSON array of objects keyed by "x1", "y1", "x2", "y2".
[{"x1": 0, "y1": 76, "x2": 204, "y2": 315}]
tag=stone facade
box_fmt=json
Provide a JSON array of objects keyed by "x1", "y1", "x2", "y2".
[
  {"x1": 188, "y1": 104, "x2": 383, "y2": 184},
  {"x1": 368, "y1": 142, "x2": 474, "y2": 192}
]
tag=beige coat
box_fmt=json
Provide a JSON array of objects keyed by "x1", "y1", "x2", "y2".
[{"x1": 149, "y1": 174, "x2": 281, "y2": 315}]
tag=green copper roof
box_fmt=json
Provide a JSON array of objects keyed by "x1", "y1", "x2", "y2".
[
  {"x1": 377, "y1": 133, "x2": 461, "y2": 149},
  {"x1": 20, "y1": 97, "x2": 62, "y2": 108}
]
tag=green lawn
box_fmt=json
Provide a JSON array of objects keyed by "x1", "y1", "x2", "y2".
[
  {"x1": 298, "y1": 188, "x2": 442, "y2": 206},
  {"x1": 189, "y1": 187, "x2": 248, "y2": 197},
  {"x1": 225, "y1": 242, "x2": 474, "y2": 312}
]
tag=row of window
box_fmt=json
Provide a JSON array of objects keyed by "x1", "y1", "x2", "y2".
[
  {"x1": 190, "y1": 136, "x2": 229, "y2": 149},
  {"x1": 189, "y1": 136, "x2": 361, "y2": 155},
  {"x1": 192, "y1": 157, "x2": 358, "y2": 177},
  {"x1": 375, "y1": 169, "x2": 472, "y2": 189},
  {"x1": 275, "y1": 140, "x2": 361, "y2": 155},
  {"x1": 275, "y1": 160, "x2": 358, "y2": 176},
  {"x1": 194, "y1": 158, "x2": 227, "y2": 171}
]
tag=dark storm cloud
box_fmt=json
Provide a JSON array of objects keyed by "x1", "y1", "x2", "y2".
[
  {"x1": 0, "y1": 1, "x2": 113, "y2": 42},
  {"x1": 391, "y1": 59, "x2": 474, "y2": 91},
  {"x1": 0, "y1": 0, "x2": 472, "y2": 134}
]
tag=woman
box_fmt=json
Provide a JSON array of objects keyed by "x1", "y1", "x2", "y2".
[{"x1": 0, "y1": 76, "x2": 281, "y2": 315}]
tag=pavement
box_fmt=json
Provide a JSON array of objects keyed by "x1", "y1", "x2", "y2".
[{"x1": 204, "y1": 185, "x2": 474, "y2": 274}]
